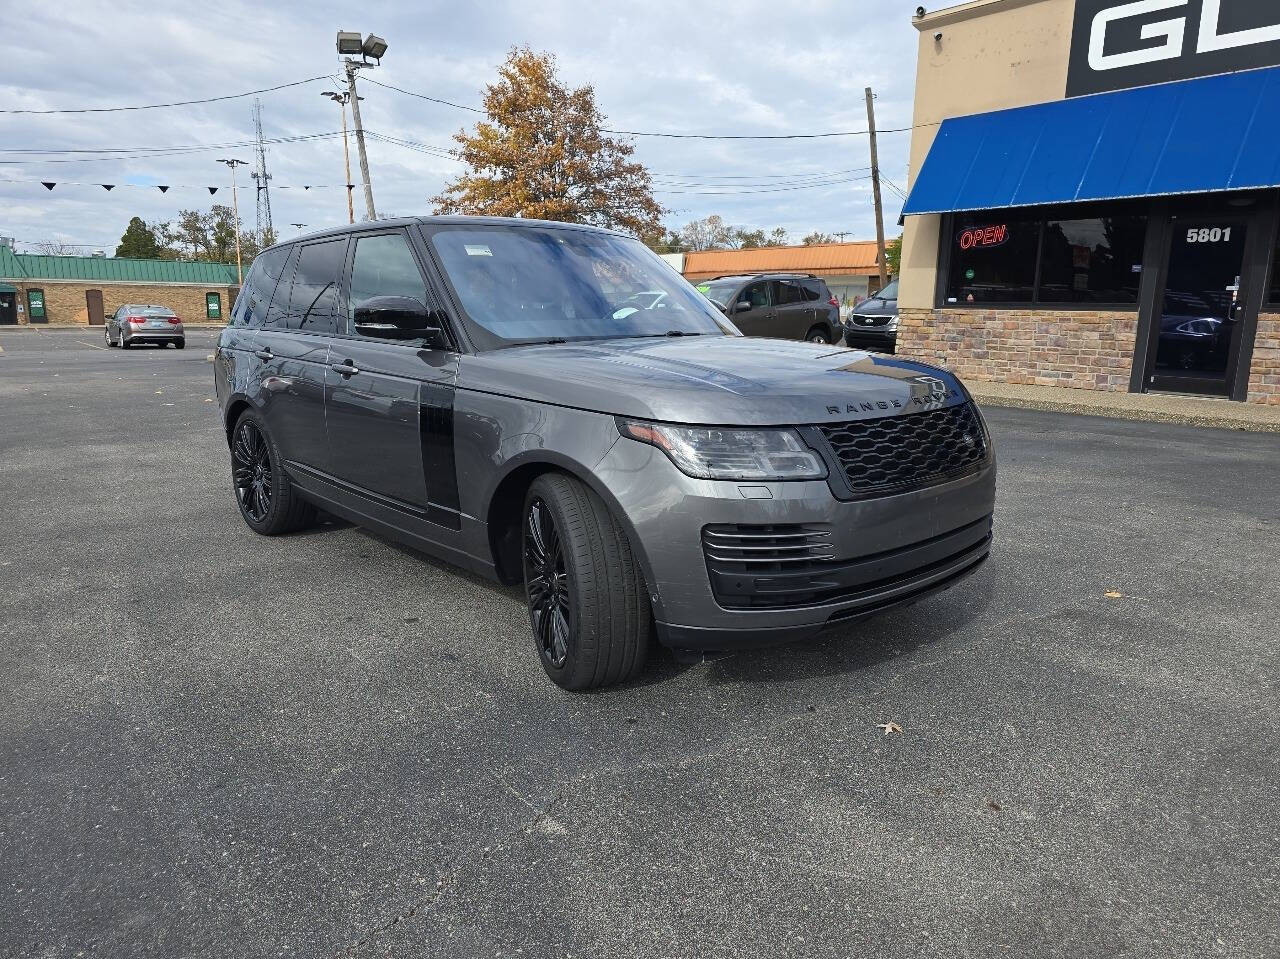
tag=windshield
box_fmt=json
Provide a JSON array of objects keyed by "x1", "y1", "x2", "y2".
[
  {"x1": 694, "y1": 279, "x2": 744, "y2": 308},
  {"x1": 429, "y1": 225, "x2": 735, "y2": 348},
  {"x1": 875, "y1": 280, "x2": 898, "y2": 301}
]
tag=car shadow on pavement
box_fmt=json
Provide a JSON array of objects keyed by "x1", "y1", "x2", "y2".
[
  {"x1": 342, "y1": 519, "x2": 995, "y2": 692},
  {"x1": 655, "y1": 572, "x2": 995, "y2": 689}
]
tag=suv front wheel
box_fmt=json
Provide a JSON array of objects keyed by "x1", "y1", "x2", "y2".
[{"x1": 523, "y1": 474, "x2": 651, "y2": 690}]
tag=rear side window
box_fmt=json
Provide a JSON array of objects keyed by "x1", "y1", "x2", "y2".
[
  {"x1": 773, "y1": 279, "x2": 805, "y2": 305},
  {"x1": 285, "y1": 240, "x2": 347, "y2": 334},
  {"x1": 235, "y1": 246, "x2": 289, "y2": 328},
  {"x1": 800, "y1": 279, "x2": 823, "y2": 302}
]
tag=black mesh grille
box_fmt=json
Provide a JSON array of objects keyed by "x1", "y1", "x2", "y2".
[{"x1": 816, "y1": 403, "x2": 987, "y2": 498}]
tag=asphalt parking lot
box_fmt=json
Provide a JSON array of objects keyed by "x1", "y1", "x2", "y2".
[{"x1": 1, "y1": 326, "x2": 1277, "y2": 959}]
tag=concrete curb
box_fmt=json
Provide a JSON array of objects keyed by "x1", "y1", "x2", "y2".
[{"x1": 968, "y1": 387, "x2": 1280, "y2": 433}]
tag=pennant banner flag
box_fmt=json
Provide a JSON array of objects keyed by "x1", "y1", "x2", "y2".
[
  {"x1": 42, "y1": 182, "x2": 55, "y2": 191},
  {"x1": 208, "y1": 187, "x2": 218, "y2": 195},
  {"x1": 102, "y1": 184, "x2": 114, "y2": 191},
  {"x1": 157, "y1": 185, "x2": 169, "y2": 193}
]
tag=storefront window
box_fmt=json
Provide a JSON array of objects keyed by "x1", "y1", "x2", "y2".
[
  {"x1": 1038, "y1": 217, "x2": 1146, "y2": 303},
  {"x1": 945, "y1": 218, "x2": 1039, "y2": 304}
]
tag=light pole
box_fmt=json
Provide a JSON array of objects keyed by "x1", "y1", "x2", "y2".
[
  {"x1": 321, "y1": 90, "x2": 356, "y2": 224},
  {"x1": 336, "y1": 30, "x2": 388, "y2": 222},
  {"x1": 217, "y1": 158, "x2": 249, "y2": 284}
]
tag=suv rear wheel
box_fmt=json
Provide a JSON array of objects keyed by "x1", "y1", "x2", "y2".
[
  {"x1": 230, "y1": 409, "x2": 316, "y2": 535},
  {"x1": 806, "y1": 325, "x2": 831, "y2": 344},
  {"x1": 523, "y1": 473, "x2": 650, "y2": 690}
]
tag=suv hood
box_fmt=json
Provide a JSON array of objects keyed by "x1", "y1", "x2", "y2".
[{"x1": 459, "y1": 336, "x2": 968, "y2": 427}]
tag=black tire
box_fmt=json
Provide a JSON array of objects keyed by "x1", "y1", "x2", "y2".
[
  {"x1": 806, "y1": 326, "x2": 831, "y2": 344},
  {"x1": 174, "y1": 340, "x2": 186, "y2": 350},
  {"x1": 523, "y1": 473, "x2": 651, "y2": 691},
  {"x1": 230, "y1": 409, "x2": 316, "y2": 535}
]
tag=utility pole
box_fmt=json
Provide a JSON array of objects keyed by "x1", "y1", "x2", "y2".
[
  {"x1": 865, "y1": 87, "x2": 888, "y2": 291},
  {"x1": 250, "y1": 99, "x2": 274, "y2": 246},
  {"x1": 218, "y1": 158, "x2": 249, "y2": 284},
  {"x1": 345, "y1": 61, "x2": 376, "y2": 221},
  {"x1": 322, "y1": 90, "x2": 356, "y2": 224}
]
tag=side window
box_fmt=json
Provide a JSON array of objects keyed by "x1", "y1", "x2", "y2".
[
  {"x1": 285, "y1": 240, "x2": 347, "y2": 334},
  {"x1": 236, "y1": 246, "x2": 288, "y2": 328},
  {"x1": 347, "y1": 232, "x2": 438, "y2": 340},
  {"x1": 773, "y1": 279, "x2": 804, "y2": 305},
  {"x1": 800, "y1": 279, "x2": 823, "y2": 302},
  {"x1": 744, "y1": 281, "x2": 770, "y2": 309}
]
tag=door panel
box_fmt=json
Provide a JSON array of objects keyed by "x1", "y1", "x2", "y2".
[
  {"x1": 255, "y1": 329, "x2": 331, "y2": 470},
  {"x1": 772, "y1": 278, "x2": 813, "y2": 338},
  {"x1": 1147, "y1": 219, "x2": 1249, "y2": 396},
  {"x1": 324, "y1": 229, "x2": 462, "y2": 525},
  {"x1": 732, "y1": 280, "x2": 775, "y2": 337},
  {"x1": 258, "y1": 239, "x2": 346, "y2": 472},
  {"x1": 325, "y1": 340, "x2": 459, "y2": 510}
]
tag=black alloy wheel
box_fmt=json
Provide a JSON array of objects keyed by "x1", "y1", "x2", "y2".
[
  {"x1": 807, "y1": 326, "x2": 830, "y2": 344},
  {"x1": 233, "y1": 419, "x2": 273, "y2": 524},
  {"x1": 524, "y1": 496, "x2": 571, "y2": 669}
]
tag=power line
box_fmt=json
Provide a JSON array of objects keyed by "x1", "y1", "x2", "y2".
[
  {"x1": 359, "y1": 74, "x2": 919, "y2": 139},
  {"x1": 0, "y1": 132, "x2": 350, "y2": 165},
  {"x1": 0, "y1": 76, "x2": 333, "y2": 115},
  {"x1": 654, "y1": 174, "x2": 872, "y2": 196}
]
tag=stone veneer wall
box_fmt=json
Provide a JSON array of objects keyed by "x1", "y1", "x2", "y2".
[
  {"x1": 1247, "y1": 313, "x2": 1280, "y2": 405},
  {"x1": 897, "y1": 309, "x2": 1139, "y2": 392},
  {"x1": 8, "y1": 280, "x2": 236, "y2": 326}
]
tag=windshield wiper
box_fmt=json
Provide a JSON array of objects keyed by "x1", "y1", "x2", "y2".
[{"x1": 664, "y1": 330, "x2": 702, "y2": 337}]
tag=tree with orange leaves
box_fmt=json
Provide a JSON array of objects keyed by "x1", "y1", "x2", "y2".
[{"x1": 433, "y1": 47, "x2": 665, "y2": 243}]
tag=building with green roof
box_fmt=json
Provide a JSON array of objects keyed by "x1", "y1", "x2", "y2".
[{"x1": 0, "y1": 244, "x2": 238, "y2": 326}]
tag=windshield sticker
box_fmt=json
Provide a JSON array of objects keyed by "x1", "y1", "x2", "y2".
[
  {"x1": 464, "y1": 244, "x2": 493, "y2": 257},
  {"x1": 695, "y1": 284, "x2": 711, "y2": 293}
]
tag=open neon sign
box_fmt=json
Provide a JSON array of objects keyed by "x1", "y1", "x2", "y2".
[{"x1": 957, "y1": 224, "x2": 1009, "y2": 250}]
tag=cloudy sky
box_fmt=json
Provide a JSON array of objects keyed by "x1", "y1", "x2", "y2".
[{"x1": 0, "y1": 0, "x2": 922, "y2": 255}]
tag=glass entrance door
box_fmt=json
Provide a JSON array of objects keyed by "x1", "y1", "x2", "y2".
[{"x1": 1147, "y1": 219, "x2": 1249, "y2": 395}]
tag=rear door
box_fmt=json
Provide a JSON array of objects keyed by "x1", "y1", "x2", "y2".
[
  {"x1": 732, "y1": 280, "x2": 775, "y2": 337},
  {"x1": 257, "y1": 238, "x2": 346, "y2": 473},
  {"x1": 324, "y1": 228, "x2": 462, "y2": 531},
  {"x1": 771, "y1": 278, "x2": 814, "y2": 339}
]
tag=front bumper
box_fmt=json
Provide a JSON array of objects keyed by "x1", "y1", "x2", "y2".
[
  {"x1": 842, "y1": 324, "x2": 897, "y2": 349},
  {"x1": 596, "y1": 436, "x2": 996, "y2": 651}
]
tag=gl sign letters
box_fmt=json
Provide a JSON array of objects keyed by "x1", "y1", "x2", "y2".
[{"x1": 1067, "y1": 0, "x2": 1280, "y2": 96}]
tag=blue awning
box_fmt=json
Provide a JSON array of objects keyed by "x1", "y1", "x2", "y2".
[{"x1": 902, "y1": 65, "x2": 1280, "y2": 216}]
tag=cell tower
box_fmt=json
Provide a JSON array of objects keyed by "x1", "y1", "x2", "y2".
[{"x1": 251, "y1": 99, "x2": 274, "y2": 245}]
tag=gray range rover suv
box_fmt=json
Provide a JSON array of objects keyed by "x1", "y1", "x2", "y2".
[{"x1": 214, "y1": 217, "x2": 995, "y2": 690}]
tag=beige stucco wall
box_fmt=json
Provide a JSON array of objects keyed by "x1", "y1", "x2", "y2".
[{"x1": 899, "y1": 0, "x2": 1076, "y2": 310}]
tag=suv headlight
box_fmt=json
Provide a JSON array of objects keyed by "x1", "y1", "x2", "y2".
[
  {"x1": 886, "y1": 314, "x2": 900, "y2": 330},
  {"x1": 618, "y1": 419, "x2": 827, "y2": 481}
]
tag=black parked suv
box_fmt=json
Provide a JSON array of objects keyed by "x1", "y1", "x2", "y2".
[
  {"x1": 695, "y1": 273, "x2": 842, "y2": 344},
  {"x1": 215, "y1": 218, "x2": 995, "y2": 690},
  {"x1": 842, "y1": 279, "x2": 898, "y2": 352}
]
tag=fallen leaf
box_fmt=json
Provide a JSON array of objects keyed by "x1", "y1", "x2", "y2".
[
  {"x1": 986, "y1": 799, "x2": 1002, "y2": 811},
  {"x1": 876, "y1": 722, "x2": 903, "y2": 736},
  {"x1": 154, "y1": 390, "x2": 163, "y2": 395},
  {"x1": 1104, "y1": 590, "x2": 1124, "y2": 599}
]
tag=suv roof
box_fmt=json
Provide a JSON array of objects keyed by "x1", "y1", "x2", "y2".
[
  {"x1": 702, "y1": 272, "x2": 825, "y2": 283},
  {"x1": 263, "y1": 215, "x2": 633, "y2": 257}
]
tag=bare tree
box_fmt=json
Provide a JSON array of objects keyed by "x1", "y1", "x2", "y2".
[{"x1": 31, "y1": 240, "x2": 80, "y2": 256}]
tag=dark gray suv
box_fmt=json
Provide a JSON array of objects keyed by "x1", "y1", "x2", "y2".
[
  {"x1": 215, "y1": 217, "x2": 995, "y2": 690},
  {"x1": 696, "y1": 273, "x2": 842, "y2": 343}
]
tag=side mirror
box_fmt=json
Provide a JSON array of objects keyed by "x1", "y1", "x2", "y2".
[
  {"x1": 353, "y1": 296, "x2": 447, "y2": 346},
  {"x1": 734, "y1": 300, "x2": 752, "y2": 313}
]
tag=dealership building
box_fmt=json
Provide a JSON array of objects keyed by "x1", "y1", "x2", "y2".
[{"x1": 899, "y1": 0, "x2": 1280, "y2": 404}]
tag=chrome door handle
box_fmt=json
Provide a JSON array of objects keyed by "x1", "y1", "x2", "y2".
[
  {"x1": 254, "y1": 349, "x2": 273, "y2": 360},
  {"x1": 330, "y1": 361, "x2": 359, "y2": 376}
]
